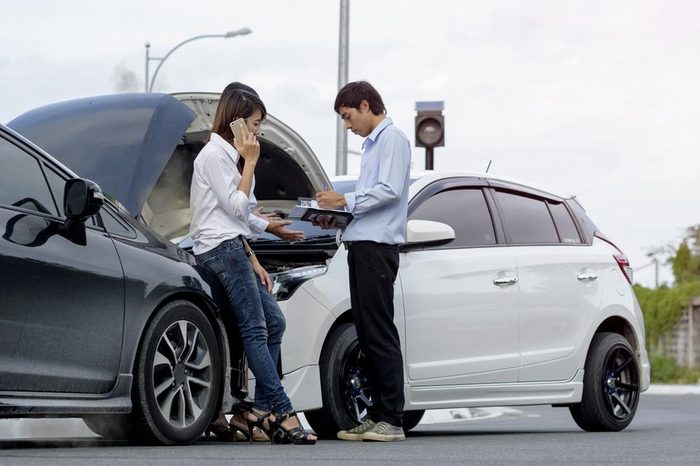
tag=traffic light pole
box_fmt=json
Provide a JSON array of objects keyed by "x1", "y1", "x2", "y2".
[{"x1": 425, "y1": 147, "x2": 434, "y2": 170}]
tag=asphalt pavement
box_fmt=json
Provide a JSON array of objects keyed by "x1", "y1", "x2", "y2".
[{"x1": 1, "y1": 390, "x2": 699, "y2": 465}]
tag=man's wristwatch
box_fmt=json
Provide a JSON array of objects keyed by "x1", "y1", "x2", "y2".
[{"x1": 245, "y1": 249, "x2": 255, "y2": 258}]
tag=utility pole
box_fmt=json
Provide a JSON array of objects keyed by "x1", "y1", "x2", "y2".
[{"x1": 335, "y1": 0, "x2": 350, "y2": 175}]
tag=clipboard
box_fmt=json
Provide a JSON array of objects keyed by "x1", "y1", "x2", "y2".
[{"x1": 288, "y1": 199, "x2": 354, "y2": 227}]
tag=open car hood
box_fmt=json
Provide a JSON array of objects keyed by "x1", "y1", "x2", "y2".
[
  {"x1": 8, "y1": 93, "x2": 196, "y2": 216},
  {"x1": 172, "y1": 92, "x2": 330, "y2": 205},
  {"x1": 8, "y1": 92, "x2": 332, "y2": 231}
]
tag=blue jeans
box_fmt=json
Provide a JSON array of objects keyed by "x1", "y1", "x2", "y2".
[{"x1": 196, "y1": 237, "x2": 292, "y2": 414}]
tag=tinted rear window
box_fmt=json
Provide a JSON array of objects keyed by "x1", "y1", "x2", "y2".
[
  {"x1": 496, "y1": 190, "x2": 558, "y2": 244},
  {"x1": 567, "y1": 199, "x2": 596, "y2": 243},
  {"x1": 548, "y1": 202, "x2": 581, "y2": 244}
]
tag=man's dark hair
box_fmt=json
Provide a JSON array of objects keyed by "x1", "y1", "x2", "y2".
[{"x1": 334, "y1": 81, "x2": 386, "y2": 116}]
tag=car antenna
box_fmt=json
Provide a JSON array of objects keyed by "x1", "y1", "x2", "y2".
[{"x1": 485, "y1": 160, "x2": 492, "y2": 173}]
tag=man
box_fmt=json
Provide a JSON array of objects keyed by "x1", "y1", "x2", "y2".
[{"x1": 316, "y1": 81, "x2": 411, "y2": 442}]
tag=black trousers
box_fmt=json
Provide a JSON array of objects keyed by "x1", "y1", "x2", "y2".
[{"x1": 347, "y1": 241, "x2": 404, "y2": 426}]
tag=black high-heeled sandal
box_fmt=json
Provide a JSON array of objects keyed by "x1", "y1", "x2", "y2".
[
  {"x1": 245, "y1": 409, "x2": 277, "y2": 445},
  {"x1": 269, "y1": 412, "x2": 316, "y2": 445}
]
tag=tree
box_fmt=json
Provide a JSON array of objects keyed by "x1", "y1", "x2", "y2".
[
  {"x1": 670, "y1": 224, "x2": 700, "y2": 284},
  {"x1": 637, "y1": 223, "x2": 700, "y2": 346}
]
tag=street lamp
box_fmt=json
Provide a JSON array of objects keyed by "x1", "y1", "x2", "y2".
[
  {"x1": 336, "y1": 0, "x2": 350, "y2": 175},
  {"x1": 144, "y1": 28, "x2": 252, "y2": 93}
]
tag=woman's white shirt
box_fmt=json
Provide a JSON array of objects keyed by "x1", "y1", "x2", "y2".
[{"x1": 189, "y1": 133, "x2": 268, "y2": 255}]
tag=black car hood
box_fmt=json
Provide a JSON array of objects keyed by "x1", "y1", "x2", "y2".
[{"x1": 9, "y1": 93, "x2": 195, "y2": 216}]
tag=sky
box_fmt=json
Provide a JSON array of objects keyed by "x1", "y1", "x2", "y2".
[{"x1": 1, "y1": 0, "x2": 698, "y2": 287}]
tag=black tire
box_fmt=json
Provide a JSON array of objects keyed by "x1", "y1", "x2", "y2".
[
  {"x1": 569, "y1": 332, "x2": 640, "y2": 432},
  {"x1": 83, "y1": 414, "x2": 137, "y2": 440},
  {"x1": 305, "y1": 323, "x2": 422, "y2": 438},
  {"x1": 402, "y1": 410, "x2": 426, "y2": 432},
  {"x1": 132, "y1": 300, "x2": 222, "y2": 444}
]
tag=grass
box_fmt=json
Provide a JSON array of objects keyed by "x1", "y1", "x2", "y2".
[{"x1": 649, "y1": 353, "x2": 700, "y2": 384}]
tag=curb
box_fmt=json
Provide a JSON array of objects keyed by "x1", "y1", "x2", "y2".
[{"x1": 645, "y1": 383, "x2": 700, "y2": 395}]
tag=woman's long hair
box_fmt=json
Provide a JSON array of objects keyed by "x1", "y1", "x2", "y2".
[{"x1": 211, "y1": 89, "x2": 267, "y2": 172}]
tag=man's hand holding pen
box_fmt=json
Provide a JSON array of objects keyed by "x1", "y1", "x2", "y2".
[
  {"x1": 316, "y1": 190, "x2": 346, "y2": 209},
  {"x1": 313, "y1": 188, "x2": 346, "y2": 230}
]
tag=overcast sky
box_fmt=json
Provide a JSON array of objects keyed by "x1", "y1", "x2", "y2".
[{"x1": 1, "y1": 0, "x2": 698, "y2": 287}]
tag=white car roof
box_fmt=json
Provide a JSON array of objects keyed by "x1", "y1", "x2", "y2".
[{"x1": 332, "y1": 171, "x2": 568, "y2": 200}]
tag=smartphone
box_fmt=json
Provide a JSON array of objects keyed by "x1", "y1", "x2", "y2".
[{"x1": 229, "y1": 118, "x2": 247, "y2": 143}]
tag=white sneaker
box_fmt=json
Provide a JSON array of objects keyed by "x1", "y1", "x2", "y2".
[
  {"x1": 362, "y1": 421, "x2": 405, "y2": 442},
  {"x1": 337, "y1": 420, "x2": 376, "y2": 441}
]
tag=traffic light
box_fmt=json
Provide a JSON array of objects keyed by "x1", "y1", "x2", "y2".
[
  {"x1": 415, "y1": 101, "x2": 445, "y2": 148},
  {"x1": 415, "y1": 101, "x2": 444, "y2": 170}
]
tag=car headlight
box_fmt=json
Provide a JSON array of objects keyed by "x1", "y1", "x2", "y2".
[{"x1": 271, "y1": 265, "x2": 328, "y2": 301}]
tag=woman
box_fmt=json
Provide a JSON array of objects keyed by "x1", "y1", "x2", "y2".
[{"x1": 190, "y1": 86, "x2": 316, "y2": 445}]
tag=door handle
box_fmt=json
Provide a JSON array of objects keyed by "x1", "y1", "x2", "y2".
[
  {"x1": 577, "y1": 272, "x2": 598, "y2": 282},
  {"x1": 493, "y1": 276, "x2": 518, "y2": 286}
]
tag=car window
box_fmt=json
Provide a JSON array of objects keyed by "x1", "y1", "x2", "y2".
[
  {"x1": 548, "y1": 201, "x2": 582, "y2": 244},
  {"x1": 44, "y1": 166, "x2": 67, "y2": 217},
  {"x1": 0, "y1": 137, "x2": 57, "y2": 216},
  {"x1": 410, "y1": 188, "x2": 496, "y2": 248},
  {"x1": 99, "y1": 203, "x2": 136, "y2": 237},
  {"x1": 496, "y1": 190, "x2": 559, "y2": 244},
  {"x1": 567, "y1": 199, "x2": 597, "y2": 243}
]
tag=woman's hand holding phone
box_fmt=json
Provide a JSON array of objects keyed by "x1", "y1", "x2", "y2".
[{"x1": 231, "y1": 120, "x2": 260, "y2": 164}]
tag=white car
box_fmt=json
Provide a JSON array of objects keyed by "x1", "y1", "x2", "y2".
[
  {"x1": 11, "y1": 92, "x2": 649, "y2": 440},
  {"x1": 275, "y1": 172, "x2": 650, "y2": 438}
]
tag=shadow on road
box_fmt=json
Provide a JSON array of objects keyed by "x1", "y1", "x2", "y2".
[{"x1": 0, "y1": 437, "x2": 127, "y2": 450}]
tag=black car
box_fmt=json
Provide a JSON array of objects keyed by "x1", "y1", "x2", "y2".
[
  {"x1": 0, "y1": 122, "x2": 230, "y2": 445},
  {"x1": 3, "y1": 92, "x2": 333, "y2": 445}
]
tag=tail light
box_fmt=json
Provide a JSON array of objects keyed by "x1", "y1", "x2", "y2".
[
  {"x1": 613, "y1": 254, "x2": 633, "y2": 284},
  {"x1": 595, "y1": 232, "x2": 634, "y2": 284}
]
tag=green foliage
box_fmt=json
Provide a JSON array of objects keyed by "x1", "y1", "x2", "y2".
[
  {"x1": 634, "y1": 281, "x2": 700, "y2": 344},
  {"x1": 672, "y1": 241, "x2": 699, "y2": 284},
  {"x1": 670, "y1": 225, "x2": 700, "y2": 284},
  {"x1": 649, "y1": 352, "x2": 700, "y2": 384},
  {"x1": 636, "y1": 224, "x2": 700, "y2": 384}
]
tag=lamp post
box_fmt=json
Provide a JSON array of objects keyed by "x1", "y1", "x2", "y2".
[
  {"x1": 335, "y1": 0, "x2": 350, "y2": 175},
  {"x1": 144, "y1": 28, "x2": 252, "y2": 93}
]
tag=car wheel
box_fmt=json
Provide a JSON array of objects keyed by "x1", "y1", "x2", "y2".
[
  {"x1": 402, "y1": 410, "x2": 426, "y2": 432},
  {"x1": 569, "y1": 332, "x2": 640, "y2": 432},
  {"x1": 305, "y1": 323, "x2": 423, "y2": 438},
  {"x1": 132, "y1": 300, "x2": 222, "y2": 444}
]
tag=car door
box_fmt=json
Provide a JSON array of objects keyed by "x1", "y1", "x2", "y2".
[
  {"x1": 492, "y1": 189, "x2": 602, "y2": 382},
  {"x1": 0, "y1": 134, "x2": 125, "y2": 394},
  {"x1": 400, "y1": 180, "x2": 520, "y2": 386}
]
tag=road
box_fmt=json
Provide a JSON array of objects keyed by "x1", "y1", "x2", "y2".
[{"x1": 1, "y1": 393, "x2": 698, "y2": 465}]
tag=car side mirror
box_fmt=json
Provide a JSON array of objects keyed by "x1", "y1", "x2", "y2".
[
  {"x1": 64, "y1": 178, "x2": 104, "y2": 223},
  {"x1": 401, "y1": 219, "x2": 455, "y2": 251}
]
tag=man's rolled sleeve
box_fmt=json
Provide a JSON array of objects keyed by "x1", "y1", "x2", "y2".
[{"x1": 344, "y1": 192, "x2": 357, "y2": 213}]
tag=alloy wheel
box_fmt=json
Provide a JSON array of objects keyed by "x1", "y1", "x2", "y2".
[
  {"x1": 340, "y1": 340, "x2": 373, "y2": 422},
  {"x1": 602, "y1": 345, "x2": 639, "y2": 420},
  {"x1": 152, "y1": 320, "x2": 212, "y2": 428}
]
